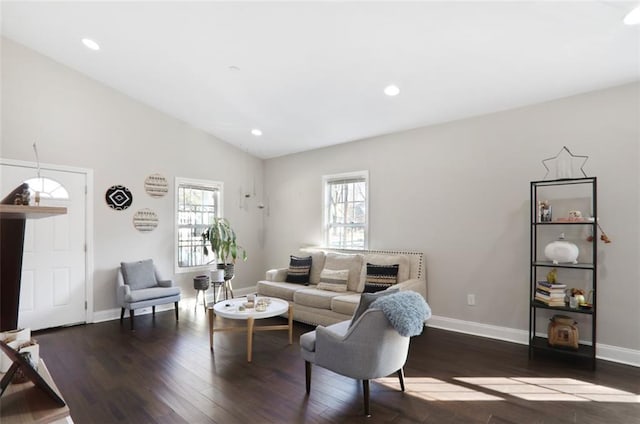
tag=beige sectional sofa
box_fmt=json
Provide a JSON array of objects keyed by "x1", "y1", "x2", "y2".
[{"x1": 256, "y1": 248, "x2": 426, "y2": 326}]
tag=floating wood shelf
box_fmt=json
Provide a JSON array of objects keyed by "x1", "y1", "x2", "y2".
[{"x1": 0, "y1": 205, "x2": 67, "y2": 220}]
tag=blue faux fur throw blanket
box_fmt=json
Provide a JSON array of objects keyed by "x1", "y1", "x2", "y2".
[{"x1": 371, "y1": 291, "x2": 431, "y2": 337}]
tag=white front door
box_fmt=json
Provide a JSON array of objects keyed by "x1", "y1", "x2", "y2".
[{"x1": 1, "y1": 163, "x2": 87, "y2": 330}]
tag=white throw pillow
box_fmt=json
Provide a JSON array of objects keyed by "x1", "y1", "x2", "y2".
[{"x1": 317, "y1": 268, "x2": 350, "y2": 292}]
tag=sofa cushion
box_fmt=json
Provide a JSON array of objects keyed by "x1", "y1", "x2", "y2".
[
  {"x1": 121, "y1": 259, "x2": 157, "y2": 290},
  {"x1": 363, "y1": 254, "x2": 410, "y2": 283},
  {"x1": 257, "y1": 280, "x2": 310, "y2": 301},
  {"x1": 294, "y1": 288, "x2": 347, "y2": 310},
  {"x1": 324, "y1": 253, "x2": 363, "y2": 292},
  {"x1": 331, "y1": 293, "x2": 361, "y2": 316},
  {"x1": 125, "y1": 286, "x2": 180, "y2": 303},
  {"x1": 285, "y1": 255, "x2": 312, "y2": 285},
  {"x1": 349, "y1": 288, "x2": 399, "y2": 328},
  {"x1": 306, "y1": 251, "x2": 327, "y2": 285},
  {"x1": 364, "y1": 263, "x2": 400, "y2": 293},
  {"x1": 317, "y1": 268, "x2": 349, "y2": 292}
]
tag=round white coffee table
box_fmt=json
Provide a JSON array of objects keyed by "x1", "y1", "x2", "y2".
[{"x1": 208, "y1": 296, "x2": 293, "y2": 362}]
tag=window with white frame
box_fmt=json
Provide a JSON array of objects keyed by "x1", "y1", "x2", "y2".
[
  {"x1": 175, "y1": 177, "x2": 223, "y2": 272},
  {"x1": 323, "y1": 171, "x2": 368, "y2": 249}
]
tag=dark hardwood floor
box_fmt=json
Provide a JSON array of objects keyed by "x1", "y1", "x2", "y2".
[{"x1": 28, "y1": 304, "x2": 640, "y2": 423}]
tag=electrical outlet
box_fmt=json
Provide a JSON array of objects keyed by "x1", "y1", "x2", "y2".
[{"x1": 467, "y1": 294, "x2": 476, "y2": 306}]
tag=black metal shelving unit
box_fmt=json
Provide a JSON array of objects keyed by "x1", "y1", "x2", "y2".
[{"x1": 529, "y1": 177, "x2": 597, "y2": 369}]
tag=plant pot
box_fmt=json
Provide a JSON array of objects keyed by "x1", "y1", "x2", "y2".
[
  {"x1": 210, "y1": 269, "x2": 225, "y2": 283},
  {"x1": 193, "y1": 275, "x2": 210, "y2": 290},
  {"x1": 217, "y1": 263, "x2": 235, "y2": 281}
]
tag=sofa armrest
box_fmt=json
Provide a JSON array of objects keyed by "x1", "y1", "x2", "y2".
[
  {"x1": 391, "y1": 278, "x2": 426, "y2": 299},
  {"x1": 157, "y1": 279, "x2": 173, "y2": 288},
  {"x1": 266, "y1": 268, "x2": 288, "y2": 282},
  {"x1": 116, "y1": 270, "x2": 131, "y2": 306}
]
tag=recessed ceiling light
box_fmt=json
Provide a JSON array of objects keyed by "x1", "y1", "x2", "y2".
[
  {"x1": 81, "y1": 38, "x2": 100, "y2": 51},
  {"x1": 384, "y1": 84, "x2": 400, "y2": 96},
  {"x1": 623, "y1": 5, "x2": 640, "y2": 25},
  {"x1": 251, "y1": 129, "x2": 262, "y2": 136}
]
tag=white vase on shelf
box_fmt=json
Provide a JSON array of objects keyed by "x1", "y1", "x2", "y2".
[{"x1": 544, "y1": 233, "x2": 579, "y2": 264}]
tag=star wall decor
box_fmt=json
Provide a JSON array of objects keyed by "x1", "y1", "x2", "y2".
[{"x1": 541, "y1": 146, "x2": 589, "y2": 180}]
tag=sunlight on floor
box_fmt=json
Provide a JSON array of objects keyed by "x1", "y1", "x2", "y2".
[
  {"x1": 374, "y1": 377, "x2": 640, "y2": 403},
  {"x1": 375, "y1": 377, "x2": 503, "y2": 401},
  {"x1": 455, "y1": 377, "x2": 640, "y2": 403}
]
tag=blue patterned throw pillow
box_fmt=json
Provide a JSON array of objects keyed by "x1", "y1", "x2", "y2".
[
  {"x1": 364, "y1": 263, "x2": 399, "y2": 293},
  {"x1": 285, "y1": 255, "x2": 312, "y2": 285}
]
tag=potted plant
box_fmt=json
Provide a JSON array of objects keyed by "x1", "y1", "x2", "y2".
[{"x1": 202, "y1": 218, "x2": 247, "y2": 281}]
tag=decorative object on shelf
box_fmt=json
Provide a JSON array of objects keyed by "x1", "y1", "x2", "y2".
[
  {"x1": 8, "y1": 184, "x2": 31, "y2": 206},
  {"x1": 541, "y1": 146, "x2": 589, "y2": 180},
  {"x1": 105, "y1": 185, "x2": 133, "y2": 210},
  {"x1": 586, "y1": 221, "x2": 612, "y2": 244},
  {"x1": 547, "y1": 315, "x2": 579, "y2": 350},
  {"x1": 32, "y1": 142, "x2": 41, "y2": 206},
  {"x1": 568, "y1": 288, "x2": 586, "y2": 305},
  {"x1": 544, "y1": 233, "x2": 579, "y2": 264},
  {"x1": 144, "y1": 173, "x2": 169, "y2": 198},
  {"x1": 202, "y1": 218, "x2": 247, "y2": 281},
  {"x1": 537, "y1": 200, "x2": 552, "y2": 222},
  {"x1": 132, "y1": 208, "x2": 158, "y2": 232},
  {"x1": 556, "y1": 210, "x2": 589, "y2": 222},
  {"x1": 546, "y1": 268, "x2": 558, "y2": 284}
]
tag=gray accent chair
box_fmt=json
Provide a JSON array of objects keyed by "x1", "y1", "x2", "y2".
[
  {"x1": 300, "y1": 308, "x2": 409, "y2": 416},
  {"x1": 116, "y1": 259, "x2": 181, "y2": 330}
]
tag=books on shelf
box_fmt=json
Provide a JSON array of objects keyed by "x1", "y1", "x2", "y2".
[
  {"x1": 535, "y1": 287, "x2": 565, "y2": 298},
  {"x1": 532, "y1": 281, "x2": 568, "y2": 307},
  {"x1": 534, "y1": 295, "x2": 566, "y2": 307},
  {"x1": 537, "y1": 280, "x2": 566, "y2": 289}
]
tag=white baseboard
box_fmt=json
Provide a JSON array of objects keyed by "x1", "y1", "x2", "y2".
[
  {"x1": 92, "y1": 302, "x2": 179, "y2": 323},
  {"x1": 427, "y1": 314, "x2": 640, "y2": 368}
]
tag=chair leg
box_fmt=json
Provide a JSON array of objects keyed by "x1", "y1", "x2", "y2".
[
  {"x1": 363, "y1": 379, "x2": 371, "y2": 417},
  {"x1": 175, "y1": 302, "x2": 179, "y2": 321},
  {"x1": 305, "y1": 361, "x2": 312, "y2": 394},
  {"x1": 129, "y1": 309, "x2": 135, "y2": 330},
  {"x1": 397, "y1": 368, "x2": 406, "y2": 392},
  {"x1": 120, "y1": 308, "x2": 125, "y2": 321}
]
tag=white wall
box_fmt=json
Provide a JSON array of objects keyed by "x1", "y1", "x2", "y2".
[
  {"x1": 3, "y1": 36, "x2": 639, "y2": 355},
  {"x1": 1, "y1": 38, "x2": 266, "y2": 313},
  {"x1": 264, "y1": 82, "x2": 640, "y2": 352}
]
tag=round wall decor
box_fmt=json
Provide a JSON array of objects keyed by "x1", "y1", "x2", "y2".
[
  {"x1": 133, "y1": 208, "x2": 159, "y2": 232},
  {"x1": 144, "y1": 174, "x2": 168, "y2": 198},
  {"x1": 105, "y1": 185, "x2": 133, "y2": 210}
]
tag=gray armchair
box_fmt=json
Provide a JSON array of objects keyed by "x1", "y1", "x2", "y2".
[
  {"x1": 116, "y1": 259, "x2": 181, "y2": 330},
  {"x1": 300, "y1": 308, "x2": 410, "y2": 416}
]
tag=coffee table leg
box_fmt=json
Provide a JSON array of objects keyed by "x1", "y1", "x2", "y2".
[
  {"x1": 247, "y1": 317, "x2": 255, "y2": 362},
  {"x1": 208, "y1": 307, "x2": 215, "y2": 351},
  {"x1": 288, "y1": 305, "x2": 293, "y2": 345}
]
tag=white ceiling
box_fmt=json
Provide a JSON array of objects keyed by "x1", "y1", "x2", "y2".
[{"x1": 2, "y1": 1, "x2": 639, "y2": 159}]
